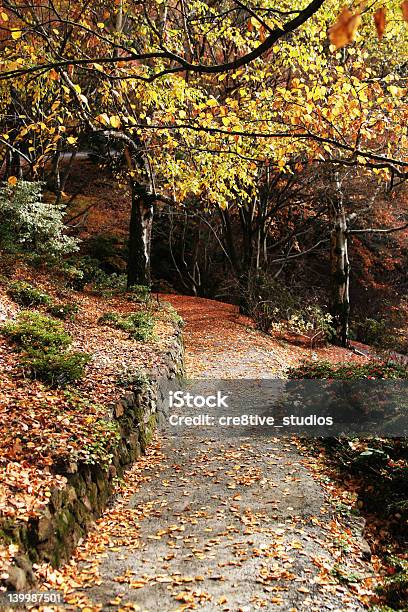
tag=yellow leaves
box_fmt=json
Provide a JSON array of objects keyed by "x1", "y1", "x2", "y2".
[
  {"x1": 10, "y1": 29, "x2": 22, "y2": 40},
  {"x1": 67, "y1": 136, "x2": 77, "y2": 145},
  {"x1": 7, "y1": 176, "x2": 18, "y2": 186},
  {"x1": 110, "y1": 115, "x2": 121, "y2": 128},
  {"x1": 1, "y1": 11, "x2": 9, "y2": 21},
  {"x1": 97, "y1": 22, "x2": 105, "y2": 29},
  {"x1": 387, "y1": 85, "x2": 402, "y2": 97},
  {"x1": 401, "y1": 0, "x2": 408, "y2": 22},
  {"x1": 328, "y1": 6, "x2": 361, "y2": 49},
  {"x1": 96, "y1": 113, "x2": 110, "y2": 125},
  {"x1": 374, "y1": 7, "x2": 386, "y2": 40},
  {"x1": 93, "y1": 63, "x2": 104, "y2": 72},
  {"x1": 178, "y1": 109, "x2": 187, "y2": 119}
]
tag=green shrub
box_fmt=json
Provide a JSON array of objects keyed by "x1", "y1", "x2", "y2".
[
  {"x1": 23, "y1": 349, "x2": 91, "y2": 386},
  {"x1": 287, "y1": 359, "x2": 408, "y2": 380},
  {"x1": 0, "y1": 180, "x2": 79, "y2": 255},
  {"x1": 73, "y1": 419, "x2": 120, "y2": 467},
  {"x1": 244, "y1": 273, "x2": 299, "y2": 332},
  {"x1": 353, "y1": 317, "x2": 392, "y2": 348},
  {"x1": 127, "y1": 284, "x2": 151, "y2": 303},
  {"x1": 63, "y1": 256, "x2": 127, "y2": 294},
  {"x1": 63, "y1": 256, "x2": 102, "y2": 291},
  {"x1": 1, "y1": 311, "x2": 90, "y2": 386},
  {"x1": 376, "y1": 557, "x2": 408, "y2": 609},
  {"x1": 99, "y1": 311, "x2": 155, "y2": 342},
  {"x1": 2, "y1": 311, "x2": 71, "y2": 351},
  {"x1": 92, "y1": 272, "x2": 127, "y2": 296},
  {"x1": 47, "y1": 302, "x2": 79, "y2": 321},
  {"x1": 7, "y1": 280, "x2": 53, "y2": 307},
  {"x1": 243, "y1": 273, "x2": 334, "y2": 343}
]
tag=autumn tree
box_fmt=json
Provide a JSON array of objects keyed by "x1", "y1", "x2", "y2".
[{"x1": 0, "y1": 0, "x2": 407, "y2": 343}]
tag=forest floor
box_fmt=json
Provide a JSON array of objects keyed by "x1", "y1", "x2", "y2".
[
  {"x1": 35, "y1": 295, "x2": 378, "y2": 611},
  {"x1": 0, "y1": 263, "x2": 179, "y2": 576}
]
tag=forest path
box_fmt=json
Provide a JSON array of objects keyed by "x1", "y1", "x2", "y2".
[{"x1": 65, "y1": 296, "x2": 372, "y2": 611}]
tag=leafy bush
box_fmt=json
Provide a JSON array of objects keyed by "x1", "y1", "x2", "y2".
[
  {"x1": 244, "y1": 274, "x2": 298, "y2": 333},
  {"x1": 73, "y1": 419, "x2": 120, "y2": 468},
  {"x1": 244, "y1": 274, "x2": 334, "y2": 343},
  {"x1": 47, "y1": 302, "x2": 79, "y2": 321},
  {"x1": 287, "y1": 359, "x2": 408, "y2": 380},
  {"x1": 286, "y1": 305, "x2": 335, "y2": 344},
  {"x1": 92, "y1": 272, "x2": 127, "y2": 296},
  {"x1": 127, "y1": 284, "x2": 151, "y2": 303},
  {"x1": 63, "y1": 256, "x2": 127, "y2": 294},
  {"x1": 377, "y1": 563, "x2": 408, "y2": 610},
  {"x1": 1, "y1": 311, "x2": 90, "y2": 386},
  {"x1": 2, "y1": 311, "x2": 71, "y2": 351},
  {"x1": 353, "y1": 317, "x2": 393, "y2": 348},
  {"x1": 23, "y1": 349, "x2": 91, "y2": 386},
  {"x1": 7, "y1": 280, "x2": 53, "y2": 307},
  {"x1": 63, "y1": 256, "x2": 102, "y2": 291},
  {"x1": 99, "y1": 311, "x2": 155, "y2": 342},
  {"x1": 0, "y1": 181, "x2": 79, "y2": 255}
]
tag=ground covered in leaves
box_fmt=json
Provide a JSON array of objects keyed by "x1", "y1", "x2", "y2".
[
  {"x1": 0, "y1": 260, "x2": 179, "y2": 575},
  {"x1": 22, "y1": 294, "x2": 385, "y2": 611}
]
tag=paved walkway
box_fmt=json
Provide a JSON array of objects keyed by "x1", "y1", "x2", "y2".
[{"x1": 55, "y1": 296, "x2": 373, "y2": 611}]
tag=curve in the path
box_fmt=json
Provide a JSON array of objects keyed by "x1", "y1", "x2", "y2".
[{"x1": 67, "y1": 296, "x2": 372, "y2": 611}]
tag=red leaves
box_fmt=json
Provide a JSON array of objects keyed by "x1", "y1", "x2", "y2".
[
  {"x1": 401, "y1": 0, "x2": 408, "y2": 22},
  {"x1": 374, "y1": 7, "x2": 387, "y2": 40},
  {"x1": 329, "y1": 6, "x2": 361, "y2": 49}
]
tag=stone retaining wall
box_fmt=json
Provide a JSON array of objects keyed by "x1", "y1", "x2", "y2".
[{"x1": 1, "y1": 327, "x2": 184, "y2": 589}]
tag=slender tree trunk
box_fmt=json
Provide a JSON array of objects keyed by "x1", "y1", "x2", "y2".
[
  {"x1": 330, "y1": 207, "x2": 350, "y2": 347},
  {"x1": 127, "y1": 183, "x2": 154, "y2": 288}
]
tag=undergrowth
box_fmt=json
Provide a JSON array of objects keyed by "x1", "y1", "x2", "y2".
[{"x1": 1, "y1": 311, "x2": 90, "y2": 386}]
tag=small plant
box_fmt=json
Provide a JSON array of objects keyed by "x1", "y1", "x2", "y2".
[
  {"x1": 73, "y1": 419, "x2": 121, "y2": 468},
  {"x1": 353, "y1": 317, "x2": 392, "y2": 348},
  {"x1": 7, "y1": 280, "x2": 53, "y2": 307},
  {"x1": 286, "y1": 305, "x2": 336, "y2": 344},
  {"x1": 23, "y1": 349, "x2": 91, "y2": 386},
  {"x1": 127, "y1": 284, "x2": 151, "y2": 303},
  {"x1": 287, "y1": 359, "x2": 408, "y2": 380},
  {"x1": 99, "y1": 310, "x2": 155, "y2": 342},
  {"x1": 92, "y1": 272, "x2": 127, "y2": 296},
  {"x1": 63, "y1": 256, "x2": 103, "y2": 291},
  {"x1": 1, "y1": 311, "x2": 71, "y2": 351},
  {"x1": 1, "y1": 311, "x2": 90, "y2": 386},
  {"x1": 47, "y1": 302, "x2": 79, "y2": 321}
]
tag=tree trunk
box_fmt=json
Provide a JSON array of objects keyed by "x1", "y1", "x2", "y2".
[
  {"x1": 330, "y1": 208, "x2": 350, "y2": 347},
  {"x1": 127, "y1": 183, "x2": 154, "y2": 288}
]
